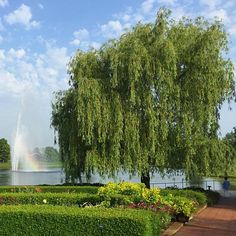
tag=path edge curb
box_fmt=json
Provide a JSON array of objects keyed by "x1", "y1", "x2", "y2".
[{"x1": 161, "y1": 204, "x2": 207, "y2": 236}]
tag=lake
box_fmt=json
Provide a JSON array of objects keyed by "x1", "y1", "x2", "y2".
[{"x1": 0, "y1": 169, "x2": 223, "y2": 190}]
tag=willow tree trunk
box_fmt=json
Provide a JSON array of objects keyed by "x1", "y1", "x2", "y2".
[{"x1": 141, "y1": 172, "x2": 150, "y2": 189}]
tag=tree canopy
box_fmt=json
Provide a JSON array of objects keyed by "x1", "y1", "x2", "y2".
[
  {"x1": 51, "y1": 10, "x2": 235, "y2": 184},
  {"x1": 0, "y1": 138, "x2": 11, "y2": 163}
]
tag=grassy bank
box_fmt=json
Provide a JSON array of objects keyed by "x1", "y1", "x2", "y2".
[
  {"x1": 45, "y1": 161, "x2": 62, "y2": 168},
  {"x1": 0, "y1": 162, "x2": 11, "y2": 170}
]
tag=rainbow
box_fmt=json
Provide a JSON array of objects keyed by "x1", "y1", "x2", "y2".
[
  {"x1": 12, "y1": 113, "x2": 47, "y2": 171},
  {"x1": 20, "y1": 152, "x2": 45, "y2": 171}
]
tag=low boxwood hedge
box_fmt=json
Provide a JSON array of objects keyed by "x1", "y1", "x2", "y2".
[
  {"x1": 0, "y1": 192, "x2": 101, "y2": 206},
  {"x1": 0, "y1": 186, "x2": 98, "y2": 194},
  {"x1": 0, "y1": 205, "x2": 171, "y2": 236}
]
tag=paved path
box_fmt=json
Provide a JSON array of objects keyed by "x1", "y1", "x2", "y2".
[{"x1": 175, "y1": 196, "x2": 236, "y2": 236}]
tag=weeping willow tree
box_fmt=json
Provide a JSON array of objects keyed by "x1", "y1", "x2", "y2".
[{"x1": 52, "y1": 9, "x2": 235, "y2": 187}]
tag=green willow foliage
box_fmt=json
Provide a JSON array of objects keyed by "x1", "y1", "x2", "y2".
[{"x1": 51, "y1": 10, "x2": 235, "y2": 182}]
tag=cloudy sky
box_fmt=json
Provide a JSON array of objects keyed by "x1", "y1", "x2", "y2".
[{"x1": 0, "y1": 0, "x2": 235, "y2": 149}]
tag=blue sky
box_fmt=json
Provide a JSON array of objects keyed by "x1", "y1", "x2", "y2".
[{"x1": 0, "y1": 0, "x2": 235, "y2": 149}]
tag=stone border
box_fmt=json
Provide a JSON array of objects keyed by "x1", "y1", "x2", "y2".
[
  {"x1": 161, "y1": 222, "x2": 184, "y2": 236},
  {"x1": 161, "y1": 204, "x2": 207, "y2": 236}
]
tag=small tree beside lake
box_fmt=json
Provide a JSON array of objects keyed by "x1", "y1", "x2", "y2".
[{"x1": 0, "y1": 138, "x2": 10, "y2": 163}]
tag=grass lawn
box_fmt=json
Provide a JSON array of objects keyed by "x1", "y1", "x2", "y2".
[
  {"x1": 45, "y1": 161, "x2": 62, "y2": 168},
  {"x1": 0, "y1": 161, "x2": 11, "y2": 170}
]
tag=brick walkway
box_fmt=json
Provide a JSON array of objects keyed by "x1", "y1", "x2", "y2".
[{"x1": 175, "y1": 196, "x2": 236, "y2": 236}]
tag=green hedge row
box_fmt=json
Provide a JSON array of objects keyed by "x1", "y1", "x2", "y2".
[
  {"x1": 204, "y1": 190, "x2": 221, "y2": 206},
  {"x1": 0, "y1": 186, "x2": 98, "y2": 194},
  {"x1": 0, "y1": 205, "x2": 171, "y2": 236},
  {"x1": 183, "y1": 187, "x2": 221, "y2": 206},
  {"x1": 0, "y1": 192, "x2": 101, "y2": 206},
  {"x1": 160, "y1": 189, "x2": 207, "y2": 206}
]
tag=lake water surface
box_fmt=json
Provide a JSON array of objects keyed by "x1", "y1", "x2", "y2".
[{"x1": 0, "y1": 169, "x2": 222, "y2": 190}]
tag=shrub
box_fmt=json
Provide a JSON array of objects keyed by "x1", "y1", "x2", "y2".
[
  {"x1": 161, "y1": 194, "x2": 196, "y2": 217},
  {"x1": 98, "y1": 182, "x2": 146, "y2": 197},
  {"x1": 0, "y1": 205, "x2": 171, "y2": 236},
  {"x1": 183, "y1": 187, "x2": 221, "y2": 206},
  {"x1": 98, "y1": 182, "x2": 162, "y2": 204},
  {"x1": 0, "y1": 192, "x2": 101, "y2": 206},
  {"x1": 98, "y1": 182, "x2": 198, "y2": 221},
  {"x1": 0, "y1": 186, "x2": 98, "y2": 194},
  {"x1": 160, "y1": 189, "x2": 207, "y2": 206},
  {"x1": 100, "y1": 194, "x2": 132, "y2": 207},
  {"x1": 204, "y1": 190, "x2": 221, "y2": 206}
]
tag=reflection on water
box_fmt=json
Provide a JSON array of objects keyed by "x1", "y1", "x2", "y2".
[
  {"x1": 0, "y1": 170, "x2": 11, "y2": 185},
  {"x1": 0, "y1": 169, "x2": 222, "y2": 190},
  {"x1": 0, "y1": 169, "x2": 64, "y2": 185}
]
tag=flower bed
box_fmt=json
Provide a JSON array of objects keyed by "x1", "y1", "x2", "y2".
[{"x1": 98, "y1": 182, "x2": 204, "y2": 221}]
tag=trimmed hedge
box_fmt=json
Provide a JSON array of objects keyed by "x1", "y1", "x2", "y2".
[
  {"x1": 0, "y1": 186, "x2": 98, "y2": 194},
  {"x1": 160, "y1": 189, "x2": 207, "y2": 206},
  {"x1": 204, "y1": 190, "x2": 221, "y2": 206},
  {"x1": 0, "y1": 192, "x2": 101, "y2": 206},
  {"x1": 183, "y1": 187, "x2": 221, "y2": 206},
  {"x1": 0, "y1": 205, "x2": 171, "y2": 236}
]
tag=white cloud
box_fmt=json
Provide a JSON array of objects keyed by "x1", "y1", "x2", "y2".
[
  {"x1": 171, "y1": 6, "x2": 189, "y2": 20},
  {"x1": 229, "y1": 26, "x2": 236, "y2": 37},
  {"x1": 90, "y1": 41, "x2": 101, "y2": 50},
  {"x1": 101, "y1": 20, "x2": 124, "y2": 38},
  {"x1": 70, "y1": 29, "x2": 101, "y2": 50},
  {"x1": 113, "y1": 7, "x2": 133, "y2": 21},
  {"x1": 122, "y1": 14, "x2": 131, "y2": 22},
  {"x1": 0, "y1": 0, "x2": 8, "y2": 8},
  {"x1": 207, "y1": 9, "x2": 229, "y2": 23},
  {"x1": 0, "y1": 49, "x2": 5, "y2": 63},
  {"x1": 0, "y1": 44, "x2": 69, "y2": 149},
  {"x1": 8, "y1": 48, "x2": 26, "y2": 59},
  {"x1": 223, "y1": 0, "x2": 236, "y2": 9},
  {"x1": 157, "y1": 0, "x2": 176, "y2": 4},
  {"x1": 141, "y1": 0, "x2": 155, "y2": 14},
  {"x1": 4, "y1": 4, "x2": 40, "y2": 29},
  {"x1": 0, "y1": 43, "x2": 70, "y2": 99},
  {"x1": 29, "y1": 20, "x2": 40, "y2": 29},
  {"x1": 70, "y1": 28, "x2": 89, "y2": 46},
  {"x1": 45, "y1": 46, "x2": 70, "y2": 70},
  {"x1": 0, "y1": 70, "x2": 31, "y2": 95},
  {"x1": 199, "y1": 0, "x2": 222, "y2": 9}
]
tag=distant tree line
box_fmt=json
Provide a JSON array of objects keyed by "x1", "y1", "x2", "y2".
[{"x1": 33, "y1": 146, "x2": 60, "y2": 162}]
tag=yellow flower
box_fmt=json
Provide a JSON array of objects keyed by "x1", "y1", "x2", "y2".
[{"x1": 43, "y1": 199, "x2": 47, "y2": 204}]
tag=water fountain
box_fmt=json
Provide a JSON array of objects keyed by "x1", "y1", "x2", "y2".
[
  {"x1": 12, "y1": 111, "x2": 46, "y2": 172},
  {"x1": 8, "y1": 93, "x2": 64, "y2": 185},
  {"x1": 11, "y1": 93, "x2": 48, "y2": 172}
]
